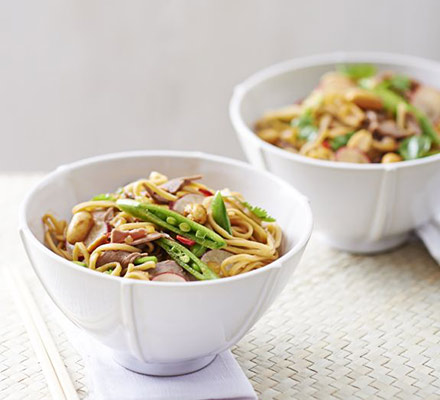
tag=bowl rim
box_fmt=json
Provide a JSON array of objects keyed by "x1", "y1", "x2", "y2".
[
  {"x1": 20, "y1": 150, "x2": 313, "y2": 287},
  {"x1": 229, "y1": 51, "x2": 440, "y2": 170}
]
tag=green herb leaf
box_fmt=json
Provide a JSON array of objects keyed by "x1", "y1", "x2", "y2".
[
  {"x1": 338, "y1": 64, "x2": 376, "y2": 80},
  {"x1": 398, "y1": 136, "x2": 432, "y2": 160},
  {"x1": 330, "y1": 131, "x2": 355, "y2": 151},
  {"x1": 104, "y1": 268, "x2": 114, "y2": 274},
  {"x1": 291, "y1": 112, "x2": 314, "y2": 128},
  {"x1": 241, "y1": 201, "x2": 276, "y2": 222},
  {"x1": 358, "y1": 77, "x2": 375, "y2": 90},
  {"x1": 92, "y1": 193, "x2": 117, "y2": 201},
  {"x1": 388, "y1": 75, "x2": 410, "y2": 92},
  {"x1": 291, "y1": 112, "x2": 318, "y2": 141},
  {"x1": 300, "y1": 125, "x2": 319, "y2": 141}
]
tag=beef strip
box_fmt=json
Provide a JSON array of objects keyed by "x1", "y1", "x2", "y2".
[
  {"x1": 160, "y1": 175, "x2": 202, "y2": 194},
  {"x1": 376, "y1": 120, "x2": 413, "y2": 138},
  {"x1": 84, "y1": 209, "x2": 113, "y2": 249},
  {"x1": 96, "y1": 251, "x2": 147, "y2": 268},
  {"x1": 144, "y1": 185, "x2": 170, "y2": 204}
]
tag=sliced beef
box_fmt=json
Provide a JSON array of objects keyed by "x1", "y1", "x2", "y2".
[
  {"x1": 160, "y1": 175, "x2": 202, "y2": 194},
  {"x1": 103, "y1": 207, "x2": 115, "y2": 223},
  {"x1": 405, "y1": 113, "x2": 422, "y2": 136},
  {"x1": 96, "y1": 251, "x2": 146, "y2": 268},
  {"x1": 144, "y1": 185, "x2": 170, "y2": 204},
  {"x1": 122, "y1": 191, "x2": 135, "y2": 199},
  {"x1": 84, "y1": 209, "x2": 112, "y2": 249},
  {"x1": 364, "y1": 110, "x2": 379, "y2": 132},
  {"x1": 376, "y1": 120, "x2": 412, "y2": 138}
]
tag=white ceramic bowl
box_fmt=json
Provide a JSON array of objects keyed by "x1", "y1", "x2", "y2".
[
  {"x1": 230, "y1": 52, "x2": 440, "y2": 253},
  {"x1": 20, "y1": 151, "x2": 312, "y2": 375}
]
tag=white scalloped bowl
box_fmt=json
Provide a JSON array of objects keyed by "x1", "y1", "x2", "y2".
[
  {"x1": 19, "y1": 151, "x2": 312, "y2": 376},
  {"x1": 230, "y1": 52, "x2": 440, "y2": 253}
]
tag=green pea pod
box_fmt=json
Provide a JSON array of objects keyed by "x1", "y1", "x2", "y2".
[
  {"x1": 134, "y1": 256, "x2": 158, "y2": 265},
  {"x1": 425, "y1": 149, "x2": 440, "y2": 157},
  {"x1": 398, "y1": 136, "x2": 432, "y2": 160},
  {"x1": 116, "y1": 199, "x2": 226, "y2": 249},
  {"x1": 190, "y1": 243, "x2": 206, "y2": 257},
  {"x1": 330, "y1": 131, "x2": 355, "y2": 151},
  {"x1": 157, "y1": 238, "x2": 218, "y2": 280},
  {"x1": 92, "y1": 193, "x2": 117, "y2": 201},
  {"x1": 211, "y1": 191, "x2": 232, "y2": 234},
  {"x1": 412, "y1": 110, "x2": 439, "y2": 145},
  {"x1": 370, "y1": 86, "x2": 403, "y2": 114},
  {"x1": 338, "y1": 64, "x2": 376, "y2": 80},
  {"x1": 72, "y1": 261, "x2": 87, "y2": 267},
  {"x1": 387, "y1": 75, "x2": 411, "y2": 92},
  {"x1": 371, "y1": 86, "x2": 440, "y2": 145}
]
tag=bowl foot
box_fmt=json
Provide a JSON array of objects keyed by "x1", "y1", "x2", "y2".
[
  {"x1": 113, "y1": 353, "x2": 217, "y2": 376},
  {"x1": 317, "y1": 232, "x2": 409, "y2": 254}
]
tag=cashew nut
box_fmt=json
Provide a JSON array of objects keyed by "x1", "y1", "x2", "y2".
[
  {"x1": 381, "y1": 152, "x2": 403, "y2": 163},
  {"x1": 372, "y1": 136, "x2": 397, "y2": 152},
  {"x1": 184, "y1": 203, "x2": 208, "y2": 224},
  {"x1": 306, "y1": 145, "x2": 335, "y2": 161},
  {"x1": 345, "y1": 88, "x2": 383, "y2": 110},
  {"x1": 66, "y1": 211, "x2": 94, "y2": 244},
  {"x1": 347, "y1": 129, "x2": 373, "y2": 153},
  {"x1": 257, "y1": 128, "x2": 279, "y2": 144}
]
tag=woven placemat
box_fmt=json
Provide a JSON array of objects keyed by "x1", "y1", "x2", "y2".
[{"x1": 1, "y1": 174, "x2": 440, "y2": 400}]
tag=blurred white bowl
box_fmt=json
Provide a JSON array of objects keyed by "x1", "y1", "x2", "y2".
[
  {"x1": 230, "y1": 52, "x2": 440, "y2": 253},
  {"x1": 20, "y1": 151, "x2": 312, "y2": 376}
]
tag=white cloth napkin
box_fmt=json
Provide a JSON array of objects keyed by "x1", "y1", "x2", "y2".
[
  {"x1": 83, "y1": 345, "x2": 256, "y2": 400},
  {"x1": 57, "y1": 314, "x2": 257, "y2": 400},
  {"x1": 417, "y1": 215, "x2": 440, "y2": 264}
]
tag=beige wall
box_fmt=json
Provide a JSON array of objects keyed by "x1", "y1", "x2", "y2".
[{"x1": 2, "y1": 0, "x2": 440, "y2": 170}]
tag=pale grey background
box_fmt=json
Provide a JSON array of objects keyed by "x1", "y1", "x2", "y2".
[{"x1": 1, "y1": 0, "x2": 439, "y2": 170}]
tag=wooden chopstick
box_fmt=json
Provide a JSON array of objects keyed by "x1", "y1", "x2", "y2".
[{"x1": 8, "y1": 269, "x2": 80, "y2": 400}]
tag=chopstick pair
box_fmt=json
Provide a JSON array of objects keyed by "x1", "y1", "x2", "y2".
[{"x1": 8, "y1": 269, "x2": 79, "y2": 400}]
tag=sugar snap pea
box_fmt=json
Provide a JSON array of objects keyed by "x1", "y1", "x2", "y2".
[
  {"x1": 116, "y1": 199, "x2": 226, "y2": 249},
  {"x1": 370, "y1": 86, "x2": 440, "y2": 145},
  {"x1": 190, "y1": 243, "x2": 207, "y2": 257},
  {"x1": 134, "y1": 256, "x2": 158, "y2": 265},
  {"x1": 398, "y1": 135, "x2": 432, "y2": 160},
  {"x1": 157, "y1": 238, "x2": 218, "y2": 280},
  {"x1": 92, "y1": 193, "x2": 117, "y2": 201},
  {"x1": 211, "y1": 191, "x2": 232, "y2": 234},
  {"x1": 72, "y1": 261, "x2": 87, "y2": 267}
]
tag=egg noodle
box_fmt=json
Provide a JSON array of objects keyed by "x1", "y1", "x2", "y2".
[{"x1": 43, "y1": 171, "x2": 282, "y2": 281}]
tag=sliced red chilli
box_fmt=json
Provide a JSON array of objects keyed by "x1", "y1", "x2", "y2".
[{"x1": 176, "y1": 235, "x2": 196, "y2": 246}]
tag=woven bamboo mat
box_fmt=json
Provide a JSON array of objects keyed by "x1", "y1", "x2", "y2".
[{"x1": 1, "y1": 174, "x2": 440, "y2": 400}]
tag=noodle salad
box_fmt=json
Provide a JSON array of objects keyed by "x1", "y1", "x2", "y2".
[
  {"x1": 42, "y1": 172, "x2": 282, "y2": 282},
  {"x1": 255, "y1": 64, "x2": 440, "y2": 163}
]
